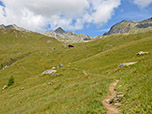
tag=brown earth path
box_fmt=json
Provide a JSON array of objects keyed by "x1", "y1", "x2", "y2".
[{"x1": 102, "y1": 80, "x2": 121, "y2": 114}]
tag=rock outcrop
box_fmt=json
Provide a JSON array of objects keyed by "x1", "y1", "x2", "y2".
[
  {"x1": 44, "y1": 27, "x2": 93, "y2": 43},
  {"x1": 41, "y1": 69, "x2": 57, "y2": 75},
  {"x1": 103, "y1": 17, "x2": 152, "y2": 36},
  {"x1": 118, "y1": 62, "x2": 137, "y2": 68},
  {"x1": 136, "y1": 51, "x2": 149, "y2": 55},
  {"x1": 0, "y1": 24, "x2": 32, "y2": 32}
]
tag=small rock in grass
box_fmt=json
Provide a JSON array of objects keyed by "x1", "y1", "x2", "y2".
[
  {"x1": 20, "y1": 87, "x2": 24, "y2": 90},
  {"x1": 2, "y1": 66, "x2": 7, "y2": 70},
  {"x1": 59, "y1": 64, "x2": 63, "y2": 67},
  {"x1": 48, "y1": 82, "x2": 53, "y2": 85},
  {"x1": 52, "y1": 67, "x2": 56, "y2": 70},
  {"x1": 52, "y1": 48, "x2": 55, "y2": 50},
  {"x1": 117, "y1": 92, "x2": 123, "y2": 95},
  {"x1": 116, "y1": 95, "x2": 124, "y2": 98},
  {"x1": 2, "y1": 85, "x2": 7, "y2": 90}
]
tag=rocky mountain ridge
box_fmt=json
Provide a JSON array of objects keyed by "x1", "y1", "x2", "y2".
[
  {"x1": 44, "y1": 27, "x2": 93, "y2": 43},
  {"x1": 103, "y1": 17, "x2": 152, "y2": 36},
  {"x1": 1, "y1": 17, "x2": 152, "y2": 43},
  {"x1": 0, "y1": 24, "x2": 32, "y2": 32}
]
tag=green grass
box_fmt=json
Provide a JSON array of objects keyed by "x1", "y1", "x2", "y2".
[{"x1": 0, "y1": 29, "x2": 152, "y2": 114}]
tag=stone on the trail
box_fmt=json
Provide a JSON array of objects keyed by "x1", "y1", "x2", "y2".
[
  {"x1": 118, "y1": 62, "x2": 137, "y2": 68},
  {"x1": 137, "y1": 51, "x2": 149, "y2": 55},
  {"x1": 113, "y1": 96, "x2": 121, "y2": 103},
  {"x1": 106, "y1": 99, "x2": 113, "y2": 104},
  {"x1": 114, "y1": 103, "x2": 122, "y2": 106},
  {"x1": 113, "y1": 94, "x2": 124, "y2": 103},
  {"x1": 48, "y1": 82, "x2": 53, "y2": 85},
  {"x1": 107, "y1": 94, "x2": 124, "y2": 104},
  {"x1": 2, "y1": 85, "x2": 7, "y2": 90},
  {"x1": 41, "y1": 69, "x2": 57, "y2": 75},
  {"x1": 116, "y1": 95, "x2": 124, "y2": 98}
]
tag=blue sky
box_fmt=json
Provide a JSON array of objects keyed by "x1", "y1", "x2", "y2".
[
  {"x1": 76, "y1": 0, "x2": 152, "y2": 36},
  {"x1": 0, "y1": 0, "x2": 152, "y2": 37}
]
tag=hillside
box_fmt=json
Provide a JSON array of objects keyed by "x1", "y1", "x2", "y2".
[
  {"x1": 0, "y1": 28, "x2": 152, "y2": 114},
  {"x1": 104, "y1": 17, "x2": 152, "y2": 36}
]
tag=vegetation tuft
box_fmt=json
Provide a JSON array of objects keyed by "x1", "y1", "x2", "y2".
[{"x1": 8, "y1": 76, "x2": 15, "y2": 87}]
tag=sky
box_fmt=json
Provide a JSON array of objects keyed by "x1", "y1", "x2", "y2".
[{"x1": 0, "y1": 0, "x2": 152, "y2": 37}]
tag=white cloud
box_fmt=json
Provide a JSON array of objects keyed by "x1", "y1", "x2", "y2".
[
  {"x1": 0, "y1": 0, "x2": 121, "y2": 32},
  {"x1": 133, "y1": 0, "x2": 152, "y2": 8}
]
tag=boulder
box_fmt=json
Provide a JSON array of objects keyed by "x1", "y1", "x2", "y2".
[
  {"x1": 41, "y1": 69, "x2": 57, "y2": 75},
  {"x1": 118, "y1": 62, "x2": 137, "y2": 68},
  {"x1": 2, "y1": 85, "x2": 7, "y2": 90},
  {"x1": 137, "y1": 51, "x2": 149, "y2": 55}
]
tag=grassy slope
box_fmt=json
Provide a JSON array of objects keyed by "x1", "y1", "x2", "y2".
[{"x1": 0, "y1": 29, "x2": 152, "y2": 114}]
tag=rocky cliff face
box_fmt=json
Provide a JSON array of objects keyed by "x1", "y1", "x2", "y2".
[
  {"x1": 104, "y1": 17, "x2": 152, "y2": 36},
  {"x1": 0, "y1": 24, "x2": 32, "y2": 32},
  {"x1": 44, "y1": 27, "x2": 93, "y2": 43}
]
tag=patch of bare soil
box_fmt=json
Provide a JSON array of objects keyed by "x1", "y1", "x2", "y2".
[{"x1": 102, "y1": 80, "x2": 121, "y2": 114}]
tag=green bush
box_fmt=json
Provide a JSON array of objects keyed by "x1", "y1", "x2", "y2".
[{"x1": 8, "y1": 76, "x2": 15, "y2": 86}]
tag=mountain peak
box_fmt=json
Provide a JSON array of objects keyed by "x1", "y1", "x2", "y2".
[
  {"x1": 54, "y1": 27, "x2": 65, "y2": 34},
  {"x1": 103, "y1": 17, "x2": 152, "y2": 36}
]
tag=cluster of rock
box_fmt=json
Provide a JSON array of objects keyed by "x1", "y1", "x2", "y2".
[
  {"x1": 44, "y1": 27, "x2": 93, "y2": 43},
  {"x1": 106, "y1": 93, "x2": 124, "y2": 106},
  {"x1": 118, "y1": 51, "x2": 149, "y2": 68},
  {"x1": 41, "y1": 64, "x2": 63, "y2": 76}
]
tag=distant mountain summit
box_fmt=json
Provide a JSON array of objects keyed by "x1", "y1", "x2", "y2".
[
  {"x1": 104, "y1": 17, "x2": 152, "y2": 36},
  {"x1": 44, "y1": 27, "x2": 93, "y2": 43},
  {"x1": 0, "y1": 24, "x2": 31, "y2": 32},
  {"x1": 54, "y1": 27, "x2": 65, "y2": 34}
]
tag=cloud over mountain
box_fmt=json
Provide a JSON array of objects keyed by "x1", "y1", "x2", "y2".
[
  {"x1": 133, "y1": 0, "x2": 152, "y2": 8},
  {"x1": 0, "y1": 0, "x2": 120, "y2": 32}
]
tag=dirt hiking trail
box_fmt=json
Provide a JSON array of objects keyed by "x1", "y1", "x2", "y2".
[{"x1": 102, "y1": 80, "x2": 121, "y2": 114}]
